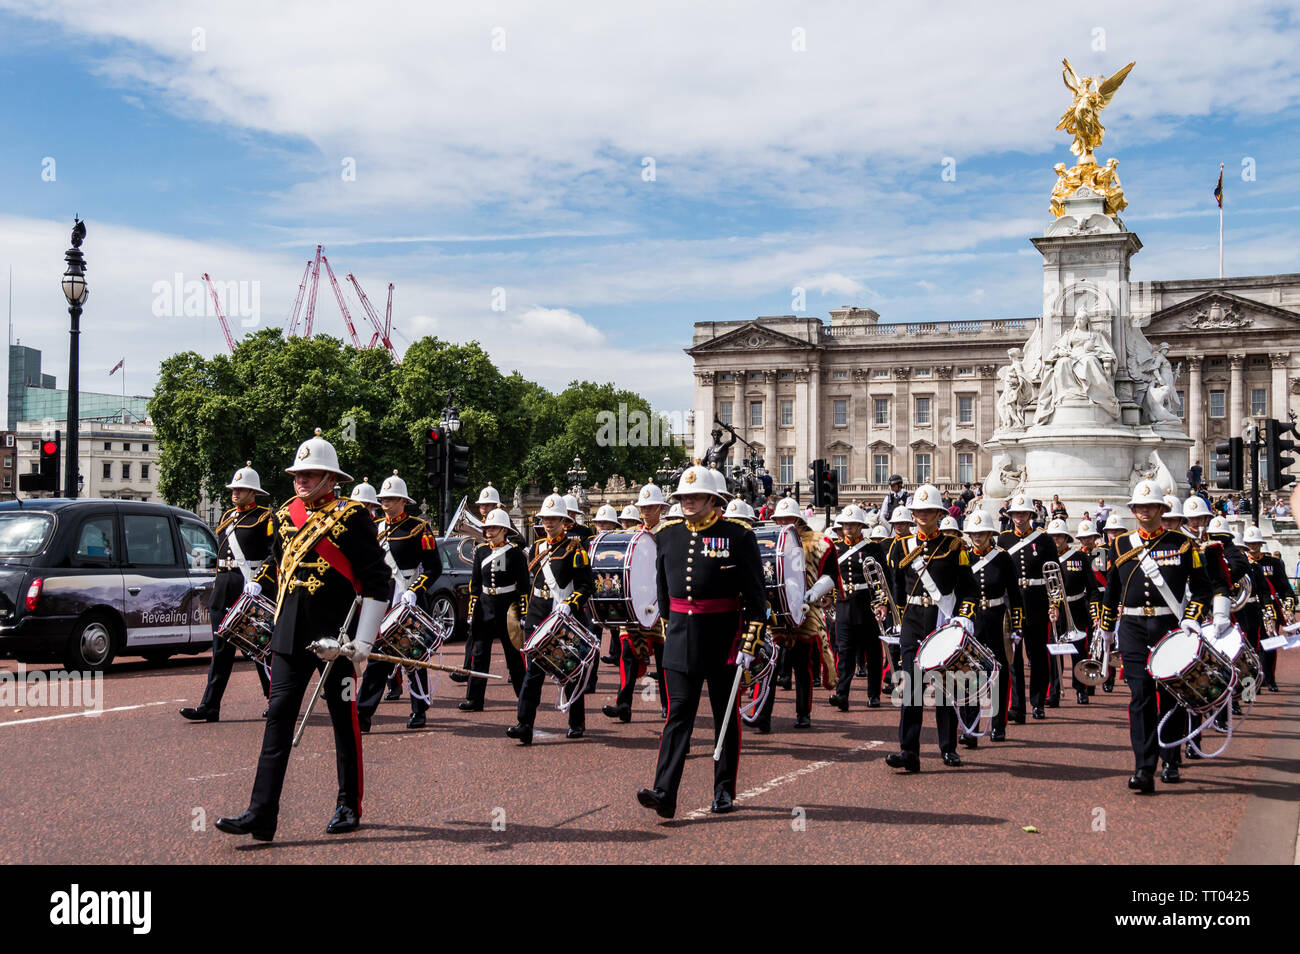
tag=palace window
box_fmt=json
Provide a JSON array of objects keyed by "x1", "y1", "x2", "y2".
[
  {"x1": 718, "y1": 373, "x2": 735, "y2": 383},
  {"x1": 750, "y1": 401, "x2": 763, "y2": 428},
  {"x1": 122, "y1": 462, "x2": 131, "y2": 480},
  {"x1": 958, "y1": 453, "x2": 974, "y2": 484},
  {"x1": 123, "y1": 443, "x2": 131, "y2": 453},
  {"x1": 832, "y1": 370, "x2": 847, "y2": 380},
  {"x1": 832, "y1": 455, "x2": 847, "y2": 484},
  {"x1": 779, "y1": 455, "x2": 794, "y2": 485},
  {"x1": 957, "y1": 366, "x2": 973, "y2": 376},
  {"x1": 779, "y1": 371, "x2": 794, "y2": 381},
  {"x1": 1251, "y1": 388, "x2": 1267, "y2": 416},
  {"x1": 141, "y1": 464, "x2": 150, "y2": 480},
  {"x1": 102, "y1": 462, "x2": 112, "y2": 480},
  {"x1": 1176, "y1": 390, "x2": 1185, "y2": 417},
  {"x1": 780, "y1": 399, "x2": 793, "y2": 426},
  {"x1": 718, "y1": 402, "x2": 733, "y2": 425},
  {"x1": 1251, "y1": 356, "x2": 1267, "y2": 367},
  {"x1": 914, "y1": 368, "x2": 931, "y2": 378},
  {"x1": 103, "y1": 441, "x2": 112, "y2": 451},
  {"x1": 915, "y1": 454, "x2": 932, "y2": 484},
  {"x1": 874, "y1": 397, "x2": 888, "y2": 426},
  {"x1": 915, "y1": 397, "x2": 931, "y2": 425},
  {"x1": 958, "y1": 395, "x2": 974, "y2": 425},
  {"x1": 1209, "y1": 390, "x2": 1225, "y2": 419},
  {"x1": 833, "y1": 400, "x2": 848, "y2": 427},
  {"x1": 873, "y1": 454, "x2": 890, "y2": 484},
  {"x1": 873, "y1": 369, "x2": 889, "y2": 379}
]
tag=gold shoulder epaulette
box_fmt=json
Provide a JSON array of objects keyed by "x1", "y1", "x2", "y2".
[
  {"x1": 1115, "y1": 544, "x2": 1145, "y2": 566},
  {"x1": 658, "y1": 518, "x2": 684, "y2": 529},
  {"x1": 724, "y1": 517, "x2": 750, "y2": 528},
  {"x1": 1177, "y1": 540, "x2": 1191, "y2": 554}
]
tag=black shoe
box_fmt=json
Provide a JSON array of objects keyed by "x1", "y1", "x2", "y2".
[
  {"x1": 942, "y1": 751, "x2": 963, "y2": 767},
  {"x1": 1231, "y1": 700, "x2": 1243, "y2": 716},
  {"x1": 856, "y1": 666, "x2": 869, "y2": 677},
  {"x1": 215, "y1": 810, "x2": 274, "y2": 841},
  {"x1": 958, "y1": 733, "x2": 978, "y2": 749},
  {"x1": 1032, "y1": 706, "x2": 1045, "y2": 720},
  {"x1": 448, "y1": 672, "x2": 469, "y2": 684},
  {"x1": 261, "y1": 706, "x2": 270, "y2": 719},
  {"x1": 884, "y1": 751, "x2": 921, "y2": 773},
  {"x1": 357, "y1": 715, "x2": 371, "y2": 734},
  {"x1": 1128, "y1": 770, "x2": 1155, "y2": 794},
  {"x1": 828, "y1": 694, "x2": 848, "y2": 712},
  {"x1": 660, "y1": 707, "x2": 667, "y2": 720},
  {"x1": 793, "y1": 714, "x2": 812, "y2": 729},
  {"x1": 1266, "y1": 681, "x2": 1279, "y2": 692},
  {"x1": 180, "y1": 705, "x2": 219, "y2": 723},
  {"x1": 1214, "y1": 712, "x2": 1229, "y2": 732},
  {"x1": 406, "y1": 711, "x2": 427, "y2": 729},
  {"x1": 710, "y1": 790, "x2": 735, "y2": 814},
  {"x1": 385, "y1": 686, "x2": 402, "y2": 701},
  {"x1": 989, "y1": 727, "x2": 1007, "y2": 742},
  {"x1": 754, "y1": 718, "x2": 771, "y2": 734},
  {"x1": 566, "y1": 727, "x2": 584, "y2": 739},
  {"x1": 1046, "y1": 696, "x2": 1060, "y2": 709},
  {"x1": 867, "y1": 696, "x2": 881, "y2": 708},
  {"x1": 1161, "y1": 763, "x2": 1181, "y2": 784},
  {"x1": 1076, "y1": 691, "x2": 1089, "y2": 705},
  {"x1": 1186, "y1": 743, "x2": 1203, "y2": 760},
  {"x1": 458, "y1": 700, "x2": 483, "y2": 712},
  {"x1": 506, "y1": 723, "x2": 533, "y2": 745},
  {"x1": 1008, "y1": 709, "x2": 1026, "y2": 724},
  {"x1": 602, "y1": 703, "x2": 632, "y2": 723},
  {"x1": 776, "y1": 677, "x2": 791, "y2": 691},
  {"x1": 1102, "y1": 680, "x2": 1115, "y2": 693},
  {"x1": 637, "y1": 787, "x2": 676, "y2": 819},
  {"x1": 326, "y1": 805, "x2": 360, "y2": 834},
  {"x1": 601, "y1": 654, "x2": 617, "y2": 665}
]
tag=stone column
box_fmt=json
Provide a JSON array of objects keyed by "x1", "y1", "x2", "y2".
[
  {"x1": 893, "y1": 366, "x2": 911, "y2": 482},
  {"x1": 937, "y1": 365, "x2": 954, "y2": 483},
  {"x1": 693, "y1": 370, "x2": 714, "y2": 461},
  {"x1": 1271, "y1": 352, "x2": 1289, "y2": 421},
  {"x1": 794, "y1": 369, "x2": 810, "y2": 473},
  {"x1": 1186, "y1": 356, "x2": 1203, "y2": 466},
  {"x1": 808, "y1": 363, "x2": 822, "y2": 467},
  {"x1": 764, "y1": 370, "x2": 777, "y2": 467},
  {"x1": 1228, "y1": 353, "x2": 1245, "y2": 433}
]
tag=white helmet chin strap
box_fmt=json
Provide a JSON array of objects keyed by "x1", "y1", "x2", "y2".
[{"x1": 296, "y1": 473, "x2": 333, "y2": 502}]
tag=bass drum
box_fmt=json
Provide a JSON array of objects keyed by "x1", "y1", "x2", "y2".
[
  {"x1": 752, "y1": 525, "x2": 806, "y2": 629},
  {"x1": 588, "y1": 529, "x2": 659, "y2": 629}
]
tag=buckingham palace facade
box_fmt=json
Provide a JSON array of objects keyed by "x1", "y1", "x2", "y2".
[{"x1": 687, "y1": 272, "x2": 1300, "y2": 494}]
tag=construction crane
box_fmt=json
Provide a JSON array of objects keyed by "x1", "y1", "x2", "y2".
[
  {"x1": 321, "y1": 254, "x2": 362, "y2": 348},
  {"x1": 285, "y1": 259, "x2": 312, "y2": 336},
  {"x1": 302, "y1": 245, "x2": 323, "y2": 337},
  {"x1": 201, "y1": 273, "x2": 238, "y2": 353},
  {"x1": 346, "y1": 273, "x2": 398, "y2": 360}
]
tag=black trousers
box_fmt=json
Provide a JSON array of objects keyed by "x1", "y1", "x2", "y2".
[
  {"x1": 758, "y1": 638, "x2": 813, "y2": 722},
  {"x1": 466, "y1": 612, "x2": 526, "y2": 705},
  {"x1": 834, "y1": 614, "x2": 881, "y2": 701},
  {"x1": 1119, "y1": 617, "x2": 1185, "y2": 773},
  {"x1": 357, "y1": 660, "x2": 429, "y2": 721},
  {"x1": 1252, "y1": 625, "x2": 1278, "y2": 686},
  {"x1": 652, "y1": 664, "x2": 740, "y2": 805},
  {"x1": 198, "y1": 618, "x2": 270, "y2": 711},
  {"x1": 1011, "y1": 600, "x2": 1049, "y2": 711},
  {"x1": 248, "y1": 648, "x2": 363, "y2": 825},
  {"x1": 897, "y1": 626, "x2": 957, "y2": 756},
  {"x1": 961, "y1": 609, "x2": 1009, "y2": 733},
  {"x1": 616, "y1": 633, "x2": 665, "y2": 711},
  {"x1": 517, "y1": 648, "x2": 595, "y2": 731}
]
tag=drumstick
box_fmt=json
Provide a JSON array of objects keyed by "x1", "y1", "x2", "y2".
[{"x1": 365, "y1": 652, "x2": 501, "y2": 679}]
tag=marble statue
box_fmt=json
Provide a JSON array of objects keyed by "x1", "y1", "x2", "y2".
[
  {"x1": 996, "y1": 347, "x2": 1034, "y2": 429},
  {"x1": 1033, "y1": 313, "x2": 1119, "y2": 423},
  {"x1": 983, "y1": 454, "x2": 1026, "y2": 500},
  {"x1": 1138, "y1": 342, "x2": 1182, "y2": 423}
]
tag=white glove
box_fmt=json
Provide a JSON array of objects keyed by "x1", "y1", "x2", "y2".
[
  {"x1": 1011, "y1": 629, "x2": 1023, "y2": 646},
  {"x1": 1100, "y1": 630, "x2": 1117, "y2": 651},
  {"x1": 555, "y1": 601, "x2": 573, "y2": 618},
  {"x1": 1179, "y1": 618, "x2": 1202, "y2": 638},
  {"x1": 955, "y1": 616, "x2": 974, "y2": 637},
  {"x1": 400, "y1": 589, "x2": 418, "y2": 607},
  {"x1": 348, "y1": 597, "x2": 387, "y2": 663},
  {"x1": 805, "y1": 575, "x2": 836, "y2": 605},
  {"x1": 310, "y1": 638, "x2": 344, "y2": 660},
  {"x1": 243, "y1": 580, "x2": 262, "y2": 598},
  {"x1": 1211, "y1": 595, "x2": 1231, "y2": 630},
  {"x1": 336, "y1": 639, "x2": 368, "y2": 664},
  {"x1": 737, "y1": 649, "x2": 756, "y2": 670}
]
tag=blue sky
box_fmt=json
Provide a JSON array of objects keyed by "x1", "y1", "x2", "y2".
[{"x1": 3, "y1": 0, "x2": 1300, "y2": 422}]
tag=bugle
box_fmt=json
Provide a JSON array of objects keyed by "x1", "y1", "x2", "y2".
[{"x1": 864, "y1": 557, "x2": 901, "y2": 635}]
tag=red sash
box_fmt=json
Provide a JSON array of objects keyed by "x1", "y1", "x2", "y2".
[
  {"x1": 287, "y1": 497, "x2": 361, "y2": 594},
  {"x1": 669, "y1": 596, "x2": 740, "y2": 614}
]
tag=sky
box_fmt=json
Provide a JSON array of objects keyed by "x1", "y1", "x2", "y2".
[{"x1": 2, "y1": 0, "x2": 1299, "y2": 425}]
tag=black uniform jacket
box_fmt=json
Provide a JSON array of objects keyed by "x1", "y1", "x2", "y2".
[
  {"x1": 1054, "y1": 542, "x2": 1101, "y2": 631},
  {"x1": 523, "y1": 533, "x2": 593, "y2": 630},
  {"x1": 968, "y1": 545, "x2": 1025, "y2": 631},
  {"x1": 1099, "y1": 527, "x2": 1213, "y2": 631},
  {"x1": 834, "y1": 536, "x2": 884, "y2": 627},
  {"x1": 888, "y1": 531, "x2": 978, "y2": 632},
  {"x1": 997, "y1": 528, "x2": 1053, "y2": 609},
  {"x1": 255, "y1": 496, "x2": 390, "y2": 653},
  {"x1": 655, "y1": 514, "x2": 767, "y2": 675},
  {"x1": 470, "y1": 540, "x2": 530, "y2": 622},
  {"x1": 210, "y1": 503, "x2": 276, "y2": 620},
  {"x1": 379, "y1": 512, "x2": 440, "y2": 607}
]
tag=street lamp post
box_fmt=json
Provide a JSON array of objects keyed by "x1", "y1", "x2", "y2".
[
  {"x1": 439, "y1": 391, "x2": 461, "y2": 525},
  {"x1": 566, "y1": 455, "x2": 587, "y2": 499},
  {"x1": 61, "y1": 219, "x2": 88, "y2": 499}
]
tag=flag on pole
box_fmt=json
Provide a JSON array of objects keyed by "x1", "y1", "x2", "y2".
[
  {"x1": 108, "y1": 357, "x2": 124, "y2": 375},
  {"x1": 1214, "y1": 166, "x2": 1224, "y2": 208}
]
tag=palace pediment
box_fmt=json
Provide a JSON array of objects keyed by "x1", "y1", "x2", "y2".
[
  {"x1": 686, "y1": 320, "x2": 818, "y2": 355},
  {"x1": 1143, "y1": 291, "x2": 1300, "y2": 336}
]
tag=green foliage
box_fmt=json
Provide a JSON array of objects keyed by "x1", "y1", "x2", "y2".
[{"x1": 149, "y1": 333, "x2": 684, "y2": 516}]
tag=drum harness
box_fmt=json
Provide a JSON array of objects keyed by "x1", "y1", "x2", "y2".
[
  {"x1": 528, "y1": 538, "x2": 598, "y2": 710},
  {"x1": 379, "y1": 520, "x2": 435, "y2": 704},
  {"x1": 219, "y1": 512, "x2": 266, "y2": 583}
]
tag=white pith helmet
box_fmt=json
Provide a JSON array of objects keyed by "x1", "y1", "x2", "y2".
[
  {"x1": 285, "y1": 427, "x2": 351, "y2": 480},
  {"x1": 838, "y1": 504, "x2": 869, "y2": 526},
  {"x1": 563, "y1": 494, "x2": 583, "y2": 518},
  {"x1": 350, "y1": 477, "x2": 380, "y2": 506},
  {"x1": 1046, "y1": 517, "x2": 1072, "y2": 538},
  {"x1": 594, "y1": 504, "x2": 619, "y2": 524},
  {"x1": 667, "y1": 503, "x2": 683, "y2": 518},
  {"x1": 379, "y1": 470, "x2": 416, "y2": 504},
  {"x1": 476, "y1": 484, "x2": 501, "y2": 507},
  {"x1": 537, "y1": 493, "x2": 569, "y2": 519},
  {"x1": 619, "y1": 504, "x2": 641, "y2": 522},
  {"x1": 939, "y1": 515, "x2": 960, "y2": 532},
  {"x1": 1076, "y1": 519, "x2": 1100, "y2": 539},
  {"x1": 672, "y1": 464, "x2": 728, "y2": 502},
  {"x1": 910, "y1": 484, "x2": 945, "y2": 512},
  {"x1": 1163, "y1": 495, "x2": 1184, "y2": 518},
  {"x1": 889, "y1": 506, "x2": 913, "y2": 525},
  {"x1": 1242, "y1": 525, "x2": 1266, "y2": 545},
  {"x1": 1207, "y1": 515, "x2": 1233, "y2": 537},
  {"x1": 963, "y1": 510, "x2": 997, "y2": 534},
  {"x1": 1183, "y1": 496, "x2": 1212, "y2": 519},
  {"x1": 870, "y1": 524, "x2": 889, "y2": 539},
  {"x1": 638, "y1": 481, "x2": 667, "y2": 507},
  {"x1": 483, "y1": 508, "x2": 514, "y2": 531},
  {"x1": 226, "y1": 461, "x2": 268, "y2": 494},
  {"x1": 772, "y1": 496, "x2": 808, "y2": 526},
  {"x1": 1007, "y1": 493, "x2": 1035, "y2": 514},
  {"x1": 725, "y1": 497, "x2": 756, "y2": 522},
  {"x1": 1104, "y1": 513, "x2": 1127, "y2": 532},
  {"x1": 1128, "y1": 480, "x2": 1167, "y2": 508}
]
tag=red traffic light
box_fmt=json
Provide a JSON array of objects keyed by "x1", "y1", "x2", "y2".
[
  {"x1": 42, "y1": 441, "x2": 58, "y2": 455},
  {"x1": 427, "y1": 429, "x2": 442, "y2": 441}
]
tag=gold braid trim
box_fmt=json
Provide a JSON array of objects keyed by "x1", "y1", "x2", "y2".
[{"x1": 275, "y1": 500, "x2": 362, "y2": 617}]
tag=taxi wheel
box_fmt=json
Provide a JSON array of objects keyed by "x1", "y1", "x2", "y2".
[
  {"x1": 64, "y1": 614, "x2": 118, "y2": 672},
  {"x1": 430, "y1": 594, "x2": 458, "y2": 641}
]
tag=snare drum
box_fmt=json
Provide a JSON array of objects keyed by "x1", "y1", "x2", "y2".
[
  {"x1": 588, "y1": 529, "x2": 659, "y2": 629},
  {"x1": 1205, "y1": 623, "x2": 1261, "y2": 699},
  {"x1": 216, "y1": 592, "x2": 277, "y2": 661},
  {"x1": 376, "y1": 600, "x2": 446, "y2": 664},
  {"x1": 752, "y1": 525, "x2": 806, "y2": 629},
  {"x1": 918, "y1": 620, "x2": 998, "y2": 677},
  {"x1": 739, "y1": 629, "x2": 779, "y2": 724},
  {"x1": 524, "y1": 611, "x2": 599, "y2": 685},
  {"x1": 1147, "y1": 629, "x2": 1236, "y2": 713}
]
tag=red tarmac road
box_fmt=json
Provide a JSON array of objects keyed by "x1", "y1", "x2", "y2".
[{"x1": 1, "y1": 645, "x2": 1296, "y2": 864}]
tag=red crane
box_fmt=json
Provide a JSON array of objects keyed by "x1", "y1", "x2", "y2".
[
  {"x1": 321, "y1": 254, "x2": 362, "y2": 348},
  {"x1": 302, "y1": 245, "x2": 323, "y2": 337},
  {"x1": 347, "y1": 273, "x2": 398, "y2": 360},
  {"x1": 201, "y1": 273, "x2": 238, "y2": 353},
  {"x1": 286, "y1": 259, "x2": 312, "y2": 336}
]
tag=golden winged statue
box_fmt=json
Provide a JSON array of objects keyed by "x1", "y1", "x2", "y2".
[{"x1": 1056, "y1": 58, "x2": 1135, "y2": 164}]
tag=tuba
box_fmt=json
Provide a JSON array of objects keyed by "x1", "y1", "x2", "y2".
[
  {"x1": 445, "y1": 496, "x2": 488, "y2": 542},
  {"x1": 1230, "y1": 573, "x2": 1252, "y2": 612}
]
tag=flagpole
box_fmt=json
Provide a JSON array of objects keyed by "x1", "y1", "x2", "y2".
[{"x1": 1218, "y1": 162, "x2": 1224, "y2": 279}]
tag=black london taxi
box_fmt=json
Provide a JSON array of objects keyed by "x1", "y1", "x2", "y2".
[{"x1": 0, "y1": 498, "x2": 220, "y2": 671}]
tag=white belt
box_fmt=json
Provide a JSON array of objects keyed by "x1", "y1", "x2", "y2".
[
  {"x1": 483, "y1": 584, "x2": 516, "y2": 595},
  {"x1": 906, "y1": 595, "x2": 938, "y2": 607},
  {"x1": 1021, "y1": 578, "x2": 1046, "y2": 587},
  {"x1": 218, "y1": 558, "x2": 261, "y2": 571},
  {"x1": 1067, "y1": 592, "x2": 1088, "y2": 602},
  {"x1": 976, "y1": 596, "x2": 1005, "y2": 609},
  {"x1": 532, "y1": 586, "x2": 551, "y2": 598},
  {"x1": 1122, "y1": 606, "x2": 1175, "y2": 617}
]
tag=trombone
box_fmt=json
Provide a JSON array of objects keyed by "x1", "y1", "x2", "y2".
[
  {"x1": 864, "y1": 557, "x2": 901, "y2": 637},
  {"x1": 1043, "y1": 562, "x2": 1086, "y2": 644}
]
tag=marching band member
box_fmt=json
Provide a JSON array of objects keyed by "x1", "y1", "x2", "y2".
[
  {"x1": 592, "y1": 504, "x2": 620, "y2": 533},
  {"x1": 636, "y1": 465, "x2": 767, "y2": 818},
  {"x1": 462, "y1": 508, "x2": 529, "y2": 711},
  {"x1": 565, "y1": 494, "x2": 593, "y2": 543},
  {"x1": 1076, "y1": 518, "x2": 1113, "y2": 692},
  {"x1": 666, "y1": 503, "x2": 683, "y2": 519},
  {"x1": 1096, "y1": 480, "x2": 1212, "y2": 793},
  {"x1": 829, "y1": 504, "x2": 883, "y2": 710},
  {"x1": 618, "y1": 504, "x2": 642, "y2": 529},
  {"x1": 508, "y1": 493, "x2": 596, "y2": 744},
  {"x1": 476, "y1": 484, "x2": 503, "y2": 521},
  {"x1": 181, "y1": 462, "x2": 274, "y2": 723},
  {"x1": 1103, "y1": 512, "x2": 1127, "y2": 547},
  {"x1": 216, "y1": 429, "x2": 389, "y2": 840},
  {"x1": 753, "y1": 495, "x2": 841, "y2": 731},
  {"x1": 1243, "y1": 525, "x2": 1287, "y2": 692},
  {"x1": 882, "y1": 484, "x2": 978, "y2": 771},
  {"x1": 880, "y1": 505, "x2": 914, "y2": 682},
  {"x1": 351, "y1": 479, "x2": 402, "y2": 700},
  {"x1": 958, "y1": 510, "x2": 1022, "y2": 744},
  {"x1": 1202, "y1": 517, "x2": 1263, "y2": 729},
  {"x1": 999, "y1": 493, "x2": 1053, "y2": 722},
  {"x1": 355, "y1": 472, "x2": 440, "y2": 731},
  {"x1": 724, "y1": 497, "x2": 756, "y2": 527},
  {"x1": 1046, "y1": 517, "x2": 1099, "y2": 705}
]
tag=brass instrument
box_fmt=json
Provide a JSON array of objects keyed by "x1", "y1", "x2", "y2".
[
  {"x1": 1043, "y1": 562, "x2": 1080, "y2": 643},
  {"x1": 1230, "y1": 573, "x2": 1252, "y2": 612},
  {"x1": 1263, "y1": 602, "x2": 1278, "y2": 639},
  {"x1": 864, "y1": 557, "x2": 901, "y2": 636},
  {"x1": 1074, "y1": 627, "x2": 1109, "y2": 687},
  {"x1": 445, "y1": 496, "x2": 488, "y2": 542}
]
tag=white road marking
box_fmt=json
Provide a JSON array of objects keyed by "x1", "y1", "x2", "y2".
[
  {"x1": 0, "y1": 698, "x2": 186, "y2": 726},
  {"x1": 685, "y1": 739, "x2": 884, "y2": 820}
]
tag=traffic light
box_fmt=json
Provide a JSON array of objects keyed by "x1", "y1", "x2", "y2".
[
  {"x1": 447, "y1": 438, "x2": 470, "y2": 492},
  {"x1": 424, "y1": 426, "x2": 445, "y2": 489},
  {"x1": 809, "y1": 459, "x2": 826, "y2": 506},
  {"x1": 19, "y1": 431, "x2": 60, "y2": 494},
  {"x1": 1214, "y1": 436, "x2": 1243, "y2": 491},
  {"x1": 821, "y1": 467, "x2": 839, "y2": 510},
  {"x1": 1265, "y1": 417, "x2": 1297, "y2": 491}
]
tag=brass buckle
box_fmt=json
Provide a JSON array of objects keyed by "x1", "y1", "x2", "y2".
[
  {"x1": 979, "y1": 597, "x2": 990, "y2": 610},
  {"x1": 1018, "y1": 577, "x2": 1029, "y2": 588},
  {"x1": 919, "y1": 595, "x2": 933, "y2": 607},
  {"x1": 1141, "y1": 606, "x2": 1157, "y2": 617}
]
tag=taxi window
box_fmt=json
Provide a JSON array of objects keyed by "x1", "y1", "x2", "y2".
[
  {"x1": 178, "y1": 520, "x2": 219, "y2": 570},
  {"x1": 123, "y1": 514, "x2": 178, "y2": 567},
  {"x1": 0, "y1": 512, "x2": 53, "y2": 556},
  {"x1": 74, "y1": 515, "x2": 117, "y2": 565}
]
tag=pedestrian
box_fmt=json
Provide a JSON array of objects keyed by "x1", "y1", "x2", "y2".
[{"x1": 1187, "y1": 460, "x2": 1203, "y2": 491}]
